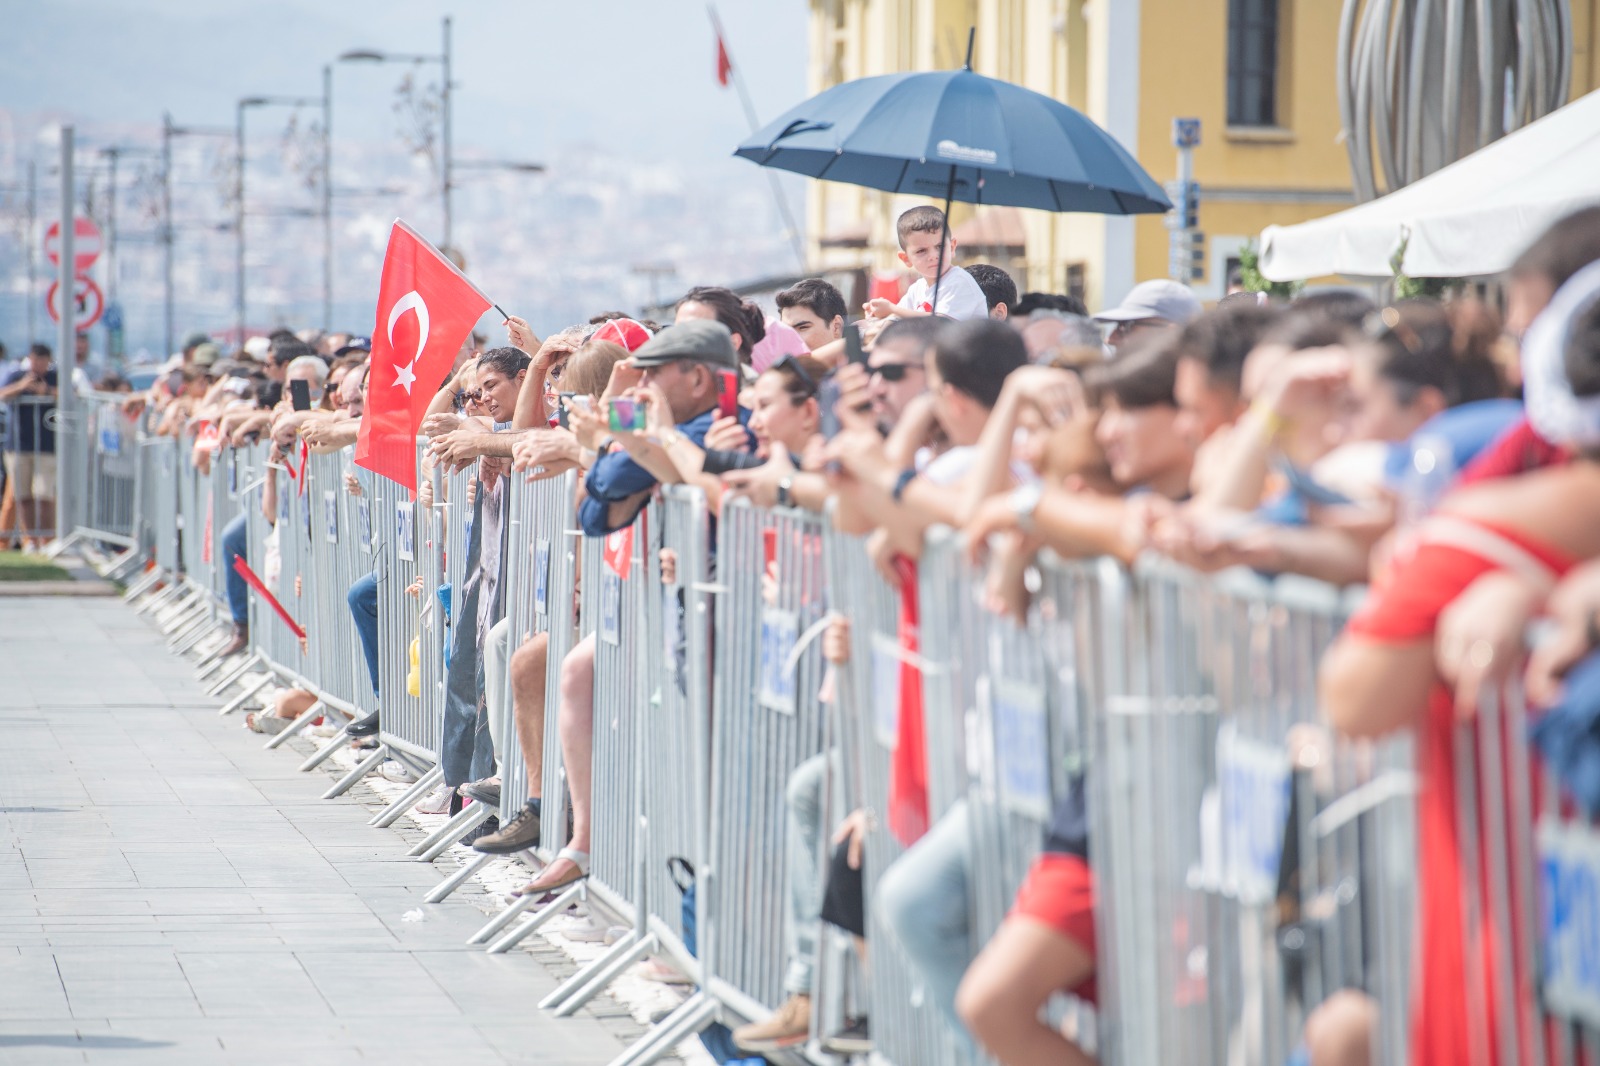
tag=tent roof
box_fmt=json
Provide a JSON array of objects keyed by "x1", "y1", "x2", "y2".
[{"x1": 1260, "y1": 88, "x2": 1600, "y2": 282}]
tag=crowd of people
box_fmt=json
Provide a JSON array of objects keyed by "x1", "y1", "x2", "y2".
[{"x1": 106, "y1": 198, "x2": 1600, "y2": 1066}]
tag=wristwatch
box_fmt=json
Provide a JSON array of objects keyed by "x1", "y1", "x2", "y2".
[
  {"x1": 776, "y1": 476, "x2": 795, "y2": 509},
  {"x1": 1009, "y1": 481, "x2": 1044, "y2": 533},
  {"x1": 890, "y1": 467, "x2": 918, "y2": 503}
]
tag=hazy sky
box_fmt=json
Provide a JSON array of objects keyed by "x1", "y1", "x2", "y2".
[{"x1": 0, "y1": 0, "x2": 808, "y2": 175}]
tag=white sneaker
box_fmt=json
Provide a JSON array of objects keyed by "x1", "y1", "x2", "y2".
[
  {"x1": 310, "y1": 716, "x2": 341, "y2": 738},
  {"x1": 379, "y1": 761, "x2": 417, "y2": 784},
  {"x1": 559, "y1": 913, "x2": 611, "y2": 943},
  {"x1": 413, "y1": 783, "x2": 456, "y2": 815}
]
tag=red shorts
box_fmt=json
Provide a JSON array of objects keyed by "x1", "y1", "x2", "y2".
[{"x1": 1010, "y1": 852, "x2": 1098, "y2": 1006}]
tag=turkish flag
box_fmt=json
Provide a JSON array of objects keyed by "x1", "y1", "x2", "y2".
[
  {"x1": 715, "y1": 33, "x2": 732, "y2": 87},
  {"x1": 355, "y1": 219, "x2": 491, "y2": 489}
]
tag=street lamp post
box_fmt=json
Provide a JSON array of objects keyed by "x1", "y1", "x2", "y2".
[
  {"x1": 237, "y1": 92, "x2": 326, "y2": 345},
  {"x1": 339, "y1": 15, "x2": 455, "y2": 249},
  {"x1": 323, "y1": 64, "x2": 333, "y2": 331},
  {"x1": 164, "y1": 114, "x2": 233, "y2": 356}
]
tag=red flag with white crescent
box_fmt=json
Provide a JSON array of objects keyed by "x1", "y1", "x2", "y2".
[{"x1": 355, "y1": 219, "x2": 491, "y2": 489}]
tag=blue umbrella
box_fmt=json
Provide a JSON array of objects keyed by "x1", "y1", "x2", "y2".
[{"x1": 736, "y1": 34, "x2": 1170, "y2": 304}]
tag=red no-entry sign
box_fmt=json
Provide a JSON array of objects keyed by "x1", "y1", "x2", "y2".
[
  {"x1": 46, "y1": 276, "x2": 105, "y2": 332},
  {"x1": 44, "y1": 217, "x2": 103, "y2": 274}
]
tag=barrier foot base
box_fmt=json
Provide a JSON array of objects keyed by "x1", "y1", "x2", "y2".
[
  {"x1": 217, "y1": 674, "x2": 272, "y2": 717},
  {"x1": 483, "y1": 880, "x2": 586, "y2": 954},
  {"x1": 320, "y1": 744, "x2": 389, "y2": 800},
  {"x1": 101, "y1": 547, "x2": 141, "y2": 582},
  {"x1": 263, "y1": 700, "x2": 323, "y2": 751},
  {"x1": 424, "y1": 851, "x2": 495, "y2": 904},
  {"x1": 160, "y1": 599, "x2": 207, "y2": 640},
  {"x1": 123, "y1": 567, "x2": 162, "y2": 603},
  {"x1": 408, "y1": 802, "x2": 491, "y2": 860},
  {"x1": 544, "y1": 931, "x2": 658, "y2": 1015},
  {"x1": 604, "y1": 990, "x2": 719, "y2": 1066},
  {"x1": 297, "y1": 725, "x2": 353, "y2": 772},
  {"x1": 206, "y1": 652, "x2": 261, "y2": 697},
  {"x1": 132, "y1": 578, "x2": 180, "y2": 616},
  {"x1": 172, "y1": 617, "x2": 222, "y2": 657},
  {"x1": 369, "y1": 766, "x2": 445, "y2": 828}
]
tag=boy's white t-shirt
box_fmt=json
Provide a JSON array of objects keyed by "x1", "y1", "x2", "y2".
[{"x1": 898, "y1": 265, "x2": 990, "y2": 321}]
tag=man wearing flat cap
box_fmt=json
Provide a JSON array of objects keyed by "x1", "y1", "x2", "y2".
[{"x1": 578, "y1": 319, "x2": 755, "y2": 535}]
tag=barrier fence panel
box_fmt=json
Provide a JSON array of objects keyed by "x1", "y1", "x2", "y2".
[
  {"x1": 818, "y1": 524, "x2": 966, "y2": 1066},
  {"x1": 373, "y1": 444, "x2": 430, "y2": 763},
  {"x1": 581, "y1": 507, "x2": 650, "y2": 915},
  {"x1": 705, "y1": 499, "x2": 830, "y2": 1019},
  {"x1": 77, "y1": 392, "x2": 139, "y2": 546},
  {"x1": 641, "y1": 484, "x2": 712, "y2": 951},
  {"x1": 533, "y1": 473, "x2": 580, "y2": 864},
  {"x1": 496, "y1": 471, "x2": 582, "y2": 833}
]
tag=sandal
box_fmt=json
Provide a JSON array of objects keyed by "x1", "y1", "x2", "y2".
[{"x1": 512, "y1": 848, "x2": 590, "y2": 897}]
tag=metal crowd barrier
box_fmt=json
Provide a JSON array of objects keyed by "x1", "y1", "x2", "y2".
[{"x1": 116, "y1": 406, "x2": 1600, "y2": 1066}]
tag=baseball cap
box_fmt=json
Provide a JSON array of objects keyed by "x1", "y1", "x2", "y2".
[
  {"x1": 335, "y1": 336, "x2": 372, "y2": 357},
  {"x1": 591, "y1": 318, "x2": 652, "y2": 353},
  {"x1": 628, "y1": 320, "x2": 738, "y2": 371},
  {"x1": 183, "y1": 331, "x2": 211, "y2": 351},
  {"x1": 191, "y1": 342, "x2": 221, "y2": 367},
  {"x1": 242, "y1": 336, "x2": 272, "y2": 360},
  {"x1": 1092, "y1": 280, "x2": 1203, "y2": 325}
]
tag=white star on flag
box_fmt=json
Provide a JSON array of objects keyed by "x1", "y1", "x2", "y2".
[{"x1": 393, "y1": 361, "x2": 417, "y2": 393}]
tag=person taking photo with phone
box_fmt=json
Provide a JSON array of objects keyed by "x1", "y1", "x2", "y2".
[{"x1": 575, "y1": 319, "x2": 755, "y2": 536}]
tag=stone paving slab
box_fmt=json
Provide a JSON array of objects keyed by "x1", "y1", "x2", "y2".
[{"x1": 0, "y1": 597, "x2": 631, "y2": 1065}]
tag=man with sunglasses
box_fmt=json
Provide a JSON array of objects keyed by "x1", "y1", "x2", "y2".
[
  {"x1": 867, "y1": 317, "x2": 944, "y2": 428},
  {"x1": 1092, "y1": 278, "x2": 1203, "y2": 352}
]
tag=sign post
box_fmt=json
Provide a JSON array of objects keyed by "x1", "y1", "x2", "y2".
[
  {"x1": 55, "y1": 127, "x2": 76, "y2": 549},
  {"x1": 1167, "y1": 118, "x2": 1204, "y2": 285}
]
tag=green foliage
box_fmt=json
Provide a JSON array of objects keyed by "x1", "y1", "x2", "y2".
[
  {"x1": 1236, "y1": 241, "x2": 1302, "y2": 299},
  {"x1": 1389, "y1": 235, "x2": 1461, "y2": 300}
]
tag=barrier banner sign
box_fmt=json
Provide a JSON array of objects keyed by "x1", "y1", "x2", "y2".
[{"x1": 758, "y1": 608, "x2": 799, "y2": 713}]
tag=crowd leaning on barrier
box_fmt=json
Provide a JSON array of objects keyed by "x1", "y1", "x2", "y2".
[{"x1": 97, "y1": 205, "x2": 1600, "y2": 1066}]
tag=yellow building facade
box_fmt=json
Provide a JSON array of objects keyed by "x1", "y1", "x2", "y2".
[{"x1": 805, "y1": 0, "x2": 1600, "y2": 310}]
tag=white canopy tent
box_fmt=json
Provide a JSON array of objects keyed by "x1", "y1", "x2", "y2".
[{"x1": 1259, "y1": 87, "x2": 1600, "y2": 282}]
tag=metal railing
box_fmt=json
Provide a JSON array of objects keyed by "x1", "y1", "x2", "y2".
[{"x1": 118, "y1": 407, "x2": 1600, "y2": 1066}]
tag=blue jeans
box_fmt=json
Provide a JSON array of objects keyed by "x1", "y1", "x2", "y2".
[
  {"x1": 221, "y1": 512, "x2": 249, "y2": 624},
  {"x1": 783, "y1": 750, "x2": 835, "y2": 995},
  {"x1": 874, "y1": 799, "x2": 975, "y2": 1052},
  {"x1": 347, "y1": 570, "x2": 379, "y2": 698}
]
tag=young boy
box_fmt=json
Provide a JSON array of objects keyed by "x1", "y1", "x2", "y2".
[{"x1": 864, "y1": 205, "x2": 990, "y2": 322}]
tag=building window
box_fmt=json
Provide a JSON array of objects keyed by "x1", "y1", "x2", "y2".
[
  {"x1": 1064, "y1": 263, "x2": 1086, "y2": 307},
  {"x1": 1227, "y1": 0, "x2": 1279, "y2": 128}
]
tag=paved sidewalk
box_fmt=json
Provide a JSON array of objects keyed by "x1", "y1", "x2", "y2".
[{"x1": 0, "y1": 597, "x2": 629, "y2": 1065}]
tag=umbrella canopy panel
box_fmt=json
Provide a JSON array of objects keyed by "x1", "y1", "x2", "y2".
[{"x1": 736, "y1": 68, "x2": 1170, "y2": 216}]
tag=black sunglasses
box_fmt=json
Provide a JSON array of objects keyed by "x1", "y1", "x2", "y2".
[{"x1": 870, "y1": 362, "x2": 920, "y2": 383}]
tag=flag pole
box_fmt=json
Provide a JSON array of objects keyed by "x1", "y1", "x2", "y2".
[{"x1": 708, "y1": 4, "x2": 808, "y2": 275}]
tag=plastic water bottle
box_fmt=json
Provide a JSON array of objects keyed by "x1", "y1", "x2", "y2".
[{"x1": 1400, "y1": 432, "x2": 1456, "y2": 528}]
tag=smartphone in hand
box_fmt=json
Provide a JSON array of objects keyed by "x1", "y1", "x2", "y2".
[
  {"x1": 844, "y1": 322, "x2": 868, "y2": 365},
  {"x1": 608, "y1": 396, "x2": 647, "y2": 432},
  {"x1": 717, "y1": 370, "x2": 739, "y2": 420},
  {"x1": 289, "y1": 379, "x2": 312, "y2": 412}
]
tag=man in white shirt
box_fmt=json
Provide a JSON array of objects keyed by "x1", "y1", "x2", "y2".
[{"x1": 864, "y1": 205, "x2": 990, "y2": 322}]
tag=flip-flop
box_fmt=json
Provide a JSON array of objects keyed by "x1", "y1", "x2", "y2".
[{"x1": 512, "y1": 847, "x2": 590, "y2": 897}]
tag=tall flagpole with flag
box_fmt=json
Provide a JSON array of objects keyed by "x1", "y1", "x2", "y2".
[{"x1": 708, "y1": 4, "x2": 808, "y2": 275}]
